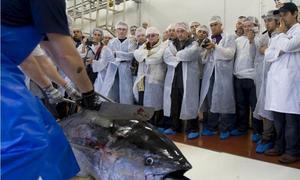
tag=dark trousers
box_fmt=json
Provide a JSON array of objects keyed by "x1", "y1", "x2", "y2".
[
  {"x1": 186, "y1": 119, "x2": 199, "y2": 133},
  {"x1": 163, "y1": 116, "x2": 199, "y2": 133},
  {"x1": 234, "y1": 77, "x2": 263, "y2": 134},
  {"x1": 204, "y1": 113, "x2": 235, "y2": 132},
  {"x1": 203, "y1": 71, "x2": 235, "y2": 132},
  {"x1": 165, "y1": 86, "x2": 199, "y2": 133},
  {"x1": 138, "y1": 91, "x2": 144, "y2": 105},
  {"x1": 273, "y1": 112, "x2": 300, "y2": 156},
  {"x1": 170, "y1": 86, "x2": 184, "y2": 132},
  {"x1": 262, "y1": 118, "x2": 275, "y2": 142},
  {"x1": 150, "y1": 110, "x2": 164, "y2": 127}
]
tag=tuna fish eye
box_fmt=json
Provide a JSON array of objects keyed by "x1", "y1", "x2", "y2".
[{"x1": 145, "y1": 157, "x2": 154, "y2": 166}]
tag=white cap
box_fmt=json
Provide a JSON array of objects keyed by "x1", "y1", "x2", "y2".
[
  {"x1": 146, "y1": 27, "x2": 160, "y2": 36},
  {"x1": 115, "y1": 21, "x2": 128, "y2": 29},
  {"x1": 196, "y1": 25, "x2": 209, "y2": 34},
  {"x1": 209, "y1": 16, "x2": 222, "y2": 24},
  {"x1": 190, "y1": 21, "x2": 200, "y2": 27},
  {"x1": 167, "y1": 24, "x2": 175, "y2": 30},
  {"x1": 244, "y1": 16, "x2": 259, "y2": 26},
  {"x1": 92, "y1": 28, "x2": 103, "y2": 36},
  {"x1": 175, "y1": 22, "x2": 189, "y2": 32},
  {"x1": 135, "y1": 27, "x2": 146, "y2": 37},
  {"x1": 103, "y1": 31, "x2": 113, "y2": 37},
  {"x1": 262, "y1": 10, "x2": 280, "y2": 20}
]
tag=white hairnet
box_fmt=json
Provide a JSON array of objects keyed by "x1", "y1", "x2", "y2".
[
  {"x1": 244, "y1": 16, "x2": 259, "y2": 26},
  {"x1": 103, "y1": 31, "x2": 113, "y2": 37},
  {"x1": 93, "y1": 28, "x2": 103, "y2": 36},
  {"x1": 167, "y1": 24, "x2": 175, "y2": 30},
  {"x1": 115, "y1": 21, "x2": 128, "y2": 29},
  {"x1": 135, "y1": 27, "x2": 146, "y2": 37},
  {"x1": 209, "y1": 16, "x2": 222, "y2": 24},
  {"x1": 190, "y1": 21, "x2": 200, "y2": 27},
  {"x1": 196, "y1": 25, "x2": 209, "y2": 34},
  {"x1": 175, "y1": 22, "x2": 189, "y2": 32},
  {"x1": 237, "y1": 16, "x2": 246, "y2": 22},
  {"x1": 262, "y1": 10, "x2": 280, "y2": 20},
  {"x1": 146, "y1": 27, "x2": 160, "y2": 36}
]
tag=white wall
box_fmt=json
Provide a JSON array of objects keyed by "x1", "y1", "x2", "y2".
[
  {"x1": 69, "y1": 0, "x2": 300, "y2": 35},
  {"x1": 140, "y1": 0, "x2": 298, "y2": 34}
]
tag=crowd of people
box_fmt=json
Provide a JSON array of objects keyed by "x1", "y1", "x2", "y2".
[
  {"x1": 1, "y1": 0, "x2": 299, "y2": 179},
  {"x1": 57, "y1": 2, "x2": 300, "y2": 164}
]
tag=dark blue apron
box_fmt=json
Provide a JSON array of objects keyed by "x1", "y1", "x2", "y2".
[{"x1": 1, "y1": 25, "x2": 79, "y2": 179}]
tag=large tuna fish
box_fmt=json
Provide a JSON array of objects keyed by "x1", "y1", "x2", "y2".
[{"x1": 60, "y1": 110, "x2": 192, "y2": 180}]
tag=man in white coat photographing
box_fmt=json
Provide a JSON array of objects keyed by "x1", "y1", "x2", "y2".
[
  {"x1": 198, "y1": 16, "x2": 236, "y2": 140},
  {"x1": 264, "y1": 2, "x2": 300, "y2": 164}
]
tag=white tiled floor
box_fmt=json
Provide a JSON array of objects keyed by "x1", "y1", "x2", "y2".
[{"x1": 176, "y1": 143, "x2": 300, "y2": 180}]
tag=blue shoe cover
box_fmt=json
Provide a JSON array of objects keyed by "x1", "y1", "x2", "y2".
[
  {"x1": 187, "y1": 132, "x2": 200, "y2": 140},
  {"x1": 220, "y1": 131, "x2": 230, "y2": 140},
  {"x1": 201, "y1": 129, "x2": 217, "y2": 136},
  {"x1": 230, "y1": 129, "x2": 247, "y2": 136},
  {"x1": 163, "y1": 128, "x2": 176, "y2": 135}
]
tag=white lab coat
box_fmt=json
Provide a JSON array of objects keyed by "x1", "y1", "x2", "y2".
[
  {"x1": 265, "y1": 23, "x2": 300, "y2": 115},
  {"x1": 253, "y1": 32, "x2": 275, "y2": 121},
  {"x1": 92, "y1": 46, "x2": 112, "y2": 94},
  {"x1": 163, "y1": 40, "x2": 201, "y2": 120},
  {"x1": 199, "y1": 33, "x2": 236, "y2": 113},
  {"x1": 254, "y1": 33, "x2": 269, "y2": 96},
  {"x1": 234, "y1": 36, "x2": 256, "y2": 80},
  {"x1": 100, "y1": 38, "x2": 136, "y2": 104},
  {"x1": 133, "y1": 40, "x2": 167, "y2": 110},
  {"x1": 77, "y1": 43, "x2": 100, "y2": 59}
]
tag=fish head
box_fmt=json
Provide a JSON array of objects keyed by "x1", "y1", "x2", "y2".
[{"x1": 109, "y1": 119, "x2": 192, "y2": 179}]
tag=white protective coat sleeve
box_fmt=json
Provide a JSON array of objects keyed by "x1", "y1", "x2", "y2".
[
  {"x1": 115, "y1": 51, "x2": 134, "y2": 61},
  {"x1": 249, "y1": 41, "x2": 257, "y2": 60},
  {"x1": 115, "y1": 40, "x2": 136, "y2": 62},
  {"x1": 213, "y1": 35, "x2": 236, "y2": 60},
  {"x1": 92, "y1": 47, "x2": 113, "y2": 73},
  {"x1": 163, "y1": 45, "x2": 179, "y2": 67},
  {"x1": 77, "y1": 44, "x2": 86, "y2": 58},
  {"x1": 265, "y1": 35, "x2": 288, "y2": 63},
  {"x1": 134, "y1": 46, "x2": 147, "y2": 63},
  {"x1": 146, "y1": 44, "x2": 167, "y2": 65},
  {"x1": 176, "y1": 41, "x2": 200, "y2": 62},
  {"x1": 279, "y1": 31, "x2": 300, "y2": 53}
]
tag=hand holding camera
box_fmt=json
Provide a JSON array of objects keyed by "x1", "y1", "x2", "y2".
[
  {"x1": 202, "y1": 38, "x2": 215, "y2": 50},
  {"x1": 201, "y1": 38, "x2": 211, "y2": 48}
]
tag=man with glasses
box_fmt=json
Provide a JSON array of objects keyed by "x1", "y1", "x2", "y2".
[
  {"x1": 199, "y1": 16, "x2": 236, "y2": 140},
  {"x1": 190, "y1": 21, "x2": 201, "y2": 40},
  {"x1": 101, "y1": 21, "x2": 136, "y2": 104}
]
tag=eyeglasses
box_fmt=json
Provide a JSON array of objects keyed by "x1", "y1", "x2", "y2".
[
  {"x1": 117, "y1": 28, "x2": 127, "y2": 31},
  {"x1": 146, "y1": 34, "x2": 158, "y2": 38},
  {"x1": 190, "y1": 25, "x2": 200, "y2": 29},
  {"x1": 93, "y1": 33, "x2": 101, "y2": 37}
]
